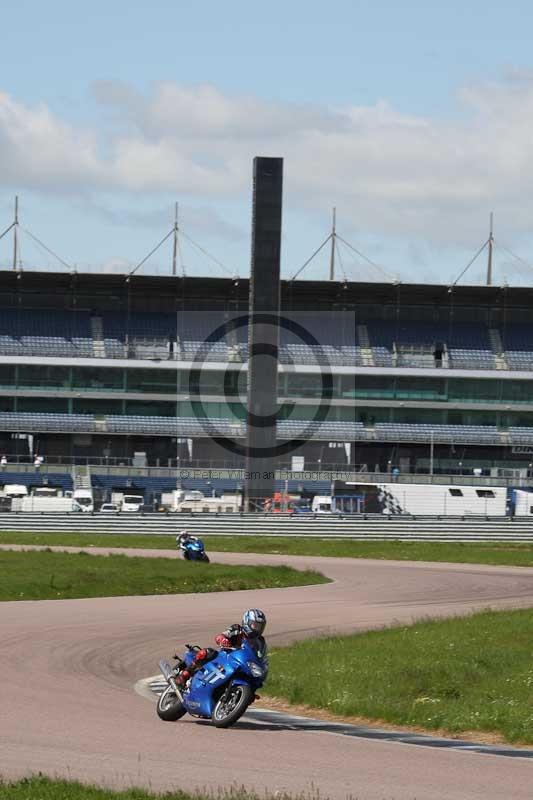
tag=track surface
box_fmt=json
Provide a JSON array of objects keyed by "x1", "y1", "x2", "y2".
[{"x1": 1, "y1": 547, "x2": 533, "y2": 799}]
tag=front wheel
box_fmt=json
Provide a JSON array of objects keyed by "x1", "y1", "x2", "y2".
[
  {"x1": 156, "y1": 685, "x2": 186, "y2": 721},
  {"x1": 201, "y1": 554, "x2": 210, "y2": 563},
  {"x1": 212, "y1": 683, "x2": 253, "y2": 728}
]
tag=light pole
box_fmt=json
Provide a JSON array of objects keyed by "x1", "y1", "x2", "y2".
[{"x1": 429, "y1": 430, "x2": 434, "y2": 480}]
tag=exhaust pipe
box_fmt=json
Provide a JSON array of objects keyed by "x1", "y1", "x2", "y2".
[{"x1": 159, "y1": 659, "x2": 183, "y2": 701}]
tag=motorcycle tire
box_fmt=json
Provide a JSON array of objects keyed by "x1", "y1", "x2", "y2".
[
  {"x1": 156, "y1": 685, "x2": 186, "y2": 722},
  {"x1": 212, "y1": 683, "x2": 253, "y2": 728},
  {"x1": 201, "y1": 554, "x2": 210, "y2": 563},
  {"x1": 182, "y1": 550, "x2": 190, "y2": 560}
]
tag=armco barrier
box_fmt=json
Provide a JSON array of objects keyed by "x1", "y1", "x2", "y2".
[{"x1": 2, "y1": 512, "x2": 533, "y2": 541}]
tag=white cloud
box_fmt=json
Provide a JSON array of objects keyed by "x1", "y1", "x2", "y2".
[
  {"x1": 3, "y1": 74, "x2": 533, "y2": 246},
  {"x1": 0, "y1": 92, "x2": 104, "y2": 189}
]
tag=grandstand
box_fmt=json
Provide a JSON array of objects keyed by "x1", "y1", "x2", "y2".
[{"x1": 2, "y1": 271, "x2": 533, "y2": 503}]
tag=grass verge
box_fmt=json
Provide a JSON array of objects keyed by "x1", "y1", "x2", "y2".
[
  {"x1": 264, "y1": 608, "x2": 533, "y2": 744},
  {"x1": 3, "y1": 531, "x2": 533, "y2": 567},
  {"x1": 0, "y1": 549, "x2": 328, "y2": 601},
  {"x1": 0, "y1": 776, "x2": 305, "y2": 800}
]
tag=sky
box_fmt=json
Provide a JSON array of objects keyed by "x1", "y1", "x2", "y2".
[{"x1": 1, "y1": 0, "x2": 533, "y2": 285}]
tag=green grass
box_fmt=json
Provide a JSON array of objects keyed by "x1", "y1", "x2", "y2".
[
  {"x1": 0, "y1": 776, "x2": 309, "y2": 800},
  {"x1": 264, "y1": 608, "x2": 533, "y2": 743},
  {"x1": 3, "y1": 531, "x2": 533, "y2": 568},
  {"x1": 0, "y1": 549, "x2": 328, "y2": 601}
]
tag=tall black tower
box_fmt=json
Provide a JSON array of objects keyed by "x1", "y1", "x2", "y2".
[{"x1": 245, "y1": 157, "x2": 283, "y2": 509}]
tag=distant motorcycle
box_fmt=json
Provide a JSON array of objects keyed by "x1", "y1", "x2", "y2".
[
  {"x1": 177, "y1": 535, "x2": 209, "y2": 563},
  {"x1": 157, "y1": 638, "x2": 268, "y2": 728}
]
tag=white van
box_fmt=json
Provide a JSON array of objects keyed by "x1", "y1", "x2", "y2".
[
  {"x1": 73, "y1": 489, "x2": 94, "y2": 513},
  {"x1": 311, "y1": 495, "x2": 333, "y2": 513},
  {"x1": 121, "y1": 494, "x2": 144, "y2": 512}
]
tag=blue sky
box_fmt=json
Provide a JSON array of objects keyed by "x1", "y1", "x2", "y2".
[{"x1": 1, "y1": 0, "x2": 533, "y2": 284}]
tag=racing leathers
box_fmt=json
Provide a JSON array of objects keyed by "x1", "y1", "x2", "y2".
[{"x1": 174, "y1": 624, "x2": 265, "y2": 687}]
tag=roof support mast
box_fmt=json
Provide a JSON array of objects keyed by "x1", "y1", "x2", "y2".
[
  {"x1": 12, "y1": 196, "x2": 18, "y2": 271},
  {"x1": 172, "y1": 202, "x2": 179, "y2": 276},
  {"x1": 329, "y1": 207, "x2": 336, "y2": 281},
  {"x1": 486, "y1": 212, "x2": 494, "y2": 286}
]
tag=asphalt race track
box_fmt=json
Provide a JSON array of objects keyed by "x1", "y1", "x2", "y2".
[{"x1": 1, "y1": 546, "x2": 533, "y2": 799}]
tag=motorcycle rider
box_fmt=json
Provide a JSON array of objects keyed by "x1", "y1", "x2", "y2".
[
  {"x1": 174, "y1": 608, "x2": 267, "y2": 687},
  {"x1": 176, "y1": 529, "x2": 197, "y2": 549}
]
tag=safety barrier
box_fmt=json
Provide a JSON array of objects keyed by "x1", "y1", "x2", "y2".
[{"x1": 2, "y1": 512, "x2": 533, "y2": 541}]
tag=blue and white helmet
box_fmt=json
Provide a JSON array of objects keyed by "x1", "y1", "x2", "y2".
[{"x1": 242, "y1": 608, "x2": 266, "y2": 637}]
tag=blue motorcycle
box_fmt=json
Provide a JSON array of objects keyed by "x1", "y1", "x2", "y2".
[
  {"x1": 156, "y1": 638, "x2": 268, "y2": 728},
  {"x1": 177, "y1": 536, "x2": 209, "y2": 563}
]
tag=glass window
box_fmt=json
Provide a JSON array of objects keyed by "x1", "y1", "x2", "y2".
[
  {"x1": 127, "y1": 368, "x2": 177, "y2": 394},
  {"x1": 72, "y1": 367, "x2": 123, "y2": 391},
  {"x1": 396, "y1": 377, "x2": 445, "y2": 400},
  {"x1": 355, "y1": 376, "x2": 395, "y2": 399},
  {"x1": 286, "y1": 374, "x2": 329, "y2": 398},
  {"x1": 0, "y1": 365, "x2": 15, "y2": 387},
  {"x1": 448, "y1": 379, "x2": 500, "y2": 403},
  {"x1": 340, "y1": 375, "x2": 356, "y2": 398},
  {"x1": 501, "y1": 381, "x2": 533, "y2": 403},
  {"x1": 18, "y1": 365, "x2": 70, "y2": 389},
  {"x1": 188, "y1": 370, "x2": 229, "y2": 397}
]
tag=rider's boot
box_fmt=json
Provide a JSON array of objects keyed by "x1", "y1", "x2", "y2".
[{"x1": 175, "y1": 669, "x2": 190, "y2": 687}]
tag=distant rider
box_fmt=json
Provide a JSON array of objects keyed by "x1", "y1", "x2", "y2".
[
  {"x1": 176, "y1": 529, "x2": 197, "y2": 550},
  {"x1": 174, "y1": 608, "x2": 267, "y2": 688}
]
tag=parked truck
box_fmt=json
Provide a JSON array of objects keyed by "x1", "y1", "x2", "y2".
[
  {"x1": 161, "y1": 489, "x2": 241, "y2": 513},
  {"x1": 111, "y1": 492, "x2": 144, "y2": 512},
  {"x1": 330, "y1": 481, "x2": 507, "y2": 516},
  {"x1": 72, "y1": 488, "x2": 94, "y2": 513},
  {"x1": 12, "y1": 495, "x2": 75, "y2": 512}
]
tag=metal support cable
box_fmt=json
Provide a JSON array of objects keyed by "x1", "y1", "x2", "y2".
[
  {"x1": 179, "y1": 229, "x2": 236, "y2": 278},
  {"x1": 495, "y1": 241, "x2": 533, "y2": 272},
  {"x1": 20, "y1": 226, "x2": 71, "y2": 270},
  {"x1": 0, "y1": 222, "x2": 14, "y2": 242},
  {"x1": 290, "y1": 234, "x2": 332, "y2": 281},
  {"x1": 449, "y1": 238, "x2": 489, "y2": 289},
  {"x1": 335, "y1": 234, "x2": 395, "y2": 282},
  {"x1": 127, "y1": 228, "x2": 174, "y2": 278}
]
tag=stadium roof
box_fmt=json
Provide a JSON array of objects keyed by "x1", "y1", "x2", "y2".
[{"x1": 0, "y1": 269, "x2": 532, "y2": 310}]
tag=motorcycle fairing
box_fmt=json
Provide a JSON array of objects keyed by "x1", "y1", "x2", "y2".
[{"x1": 180, "y1": 641, "x2": 267, "y2": 719}]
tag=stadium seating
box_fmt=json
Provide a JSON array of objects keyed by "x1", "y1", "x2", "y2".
[
  {"x1": 0, "y1": 309, "x2": 92, "y2": 357},
  {"x1": 0, "y1": 412, "x2": 95, "y2": 432},
  {"x1": 5, "y1": 305, "x2": 533, "y2": 371},
  {"x1": 374, "y1": 422, "x2": 500, "y2": 444},
  {"x1": 508, "y1": 427, "x2": 533, "y2": 444},
  {"x1": 0, "y1": 471, "x2": 73, "y2": 491},
  {"x1": 0, "y1": 412, "x2": 517, "y2": 446},
  {"x1": 363, "y1": 320, "x2": 499, "y2": 370},
  {"x1": 449, "y1": 349, "x2": 496, "y2": 369}
]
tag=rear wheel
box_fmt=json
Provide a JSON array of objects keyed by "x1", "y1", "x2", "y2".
[
  {"x1": 212, "y1": 683, "x2": 253, "y2": 728},
  {"x1": 156, "y1": 685, "x2": 186, "y2": 721}
]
